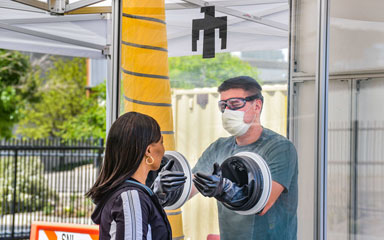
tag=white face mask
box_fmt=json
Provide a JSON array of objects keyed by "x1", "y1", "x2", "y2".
[{"x1": 222, "y1": 109, "x2": 251, "y2": 137}]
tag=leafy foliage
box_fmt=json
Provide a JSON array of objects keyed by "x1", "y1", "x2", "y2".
[
  {"x1": 169, "y1": 53, "x2": 260, "y2": 89},
  {"x1": 17, "y1": 57, "x2": 106, "y2": 139},
  {"x1": 0, "y1": 50, "x2": 32, "y2": 138},
  {"x1": 62, "y1": 193, "x2": 94, "y2": 218},
  {"x1": 59, "y1": 82, "x2": 106, "y2": 140}
]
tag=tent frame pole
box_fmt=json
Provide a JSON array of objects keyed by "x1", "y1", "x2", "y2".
[
  {"x1": 0, "y1": 14, "x2": 105, "y2": 24},
  {"x1": 0, "y1": 21, "x2": 105, "y2": 50},
  {"x1": 106, "y1": 0, "x2": 121, "y2": 134}
]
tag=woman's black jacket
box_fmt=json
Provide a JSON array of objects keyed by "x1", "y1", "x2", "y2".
[{"x1": 91, "y1": 179, "x2": 172, "y2": 240}]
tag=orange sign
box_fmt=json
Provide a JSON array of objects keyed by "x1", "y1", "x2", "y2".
[{"x1": 30, "y1": 221, "x2": 99, "y2": 240}]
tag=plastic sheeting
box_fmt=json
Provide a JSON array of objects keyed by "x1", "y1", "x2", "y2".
[
  {"x1": 172, "y1": 85, "x2": 287, "y2": 239},
  {"x1": 121, "y1": 0, "x2": 175, "y2": 150},
  {"x1": 121, "y1": 0, "x2": 183, "y2": 238}
]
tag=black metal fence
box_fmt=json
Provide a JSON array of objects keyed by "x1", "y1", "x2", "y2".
[
  {"x1": 328, "y1": 121, "x2": 384, "y2": 239},
  {"x1": 0, "y1": 138, "x2": 104, "y2": 240}
]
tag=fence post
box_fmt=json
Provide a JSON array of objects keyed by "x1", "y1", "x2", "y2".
[
  {"x1": 60, "y1": 139, "x2": 65, "y2": 169},
  {"x1": 11, "y1": 149, "x2": 18, "y2": 239},
  {"x1": 350, "y1": 119, "x2": 359, "y2": 240},
  {"x1": 96, "y1": 138, "x2": 104, "y2": 177}
]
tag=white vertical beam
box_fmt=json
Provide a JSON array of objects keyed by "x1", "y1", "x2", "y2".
[
  {"x1": 287, "y1": 0, "x2": 295, "y2": 140},
  {"x1": 106, "y1": 0, "x2": 121, "y2": 135},
  {"x1": 315, "y1": 0, "x2": 330, "y2": 239}
]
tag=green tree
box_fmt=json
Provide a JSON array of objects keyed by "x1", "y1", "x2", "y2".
[
  {"x1": 59, "y1": 82, "x2": 106, "y2": 139},
  {"x1": 17, "y1": 57, "x2": 106, "y2": 139},
  {"x1": 169, "y1": 53, "x2": 260, "y2": 88},
  {"x1": 0, "y1": 49, "x2": 32, "y2": 138}
]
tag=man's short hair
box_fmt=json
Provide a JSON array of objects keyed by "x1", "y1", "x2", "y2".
[{"x1": 218, "y1": 76, "x2": 263, "y2": 102}]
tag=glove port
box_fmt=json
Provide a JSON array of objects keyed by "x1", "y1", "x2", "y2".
[
  {"x1": 219, "y1": 152, "x2": 272, "y2": 215},
  {"x1": 146, "y1": 151, "x2": 192, "y2": 210}
]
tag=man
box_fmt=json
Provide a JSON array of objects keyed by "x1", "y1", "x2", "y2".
[{"x1": 190, "y1": 76, "x2": 298, "y2": 240}]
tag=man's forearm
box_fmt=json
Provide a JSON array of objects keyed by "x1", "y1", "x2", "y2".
[
  {"x1": 258, "y1": 180, "x2": 284, "y2": 216},
  {"x1": 188, "y1": 175, "x2": 199, "y2": 200}
]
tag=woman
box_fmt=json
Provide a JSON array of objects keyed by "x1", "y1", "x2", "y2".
[{"x1": 87, "y1": 112, "x2": 186, "y2": 240}]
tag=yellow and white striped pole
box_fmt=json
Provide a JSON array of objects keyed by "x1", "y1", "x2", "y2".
[{"x1": 120, "y1": 0, "x2": 183, "y2": 239}]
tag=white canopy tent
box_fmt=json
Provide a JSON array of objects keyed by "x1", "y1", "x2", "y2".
[
  {"x1": 0, "y1": 0, "x2": 288, "y2": 58},
  {"x1": 0, "y1": 1, "x2": 110, "y2": 59},
  {"x1": 0, "y1": 0, "x2": 289, "y2": 128}
]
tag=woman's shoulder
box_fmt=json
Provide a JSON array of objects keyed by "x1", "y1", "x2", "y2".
[
  {"x1": 100, "y1": 181, "x2": 151, "y2": 207},
  {"x1": 107, "y1": 183, "x2": 155, "y2": 216},
  {"x1": 116, "y1": 182, "x2": 153, "y2": 202}
]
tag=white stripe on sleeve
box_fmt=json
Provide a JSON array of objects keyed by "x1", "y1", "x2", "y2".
[
  {"x1": 131, "y1": 190, "x2": 143, "y2": 240},
  {"x1": 147, "y1": 224, "x2": 152, "y2": 240},
  {"x1": 121, "y1": 191, "x2": 133, "y2": 240},
  {"x1": 109, "y1": 220, "x2": 117, "y2": 240},
  {"x1": 121, "y1": 190, "x2": 145, "y2": 240}
]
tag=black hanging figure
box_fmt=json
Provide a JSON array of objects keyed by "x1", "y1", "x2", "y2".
[{"x1": 192, "y1": 6, "x2": 227, "y2": 58}]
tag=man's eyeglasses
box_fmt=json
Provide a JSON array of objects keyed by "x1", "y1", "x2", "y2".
[{"x1": 218, "y1": 94, "x2": 262, "y2": 113}]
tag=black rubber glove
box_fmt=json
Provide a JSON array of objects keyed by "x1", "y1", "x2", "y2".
[
  {"x1": 152, "y1": 160, "x2": 187, "y2": 206},
  {"x1": 193, "y1": 163, "x2": 255, "y2": 206}
]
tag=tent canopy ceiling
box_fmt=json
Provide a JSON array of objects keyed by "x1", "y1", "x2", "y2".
[{"x1": 0, "y1": 0, "x2": 289, "y2": 58}]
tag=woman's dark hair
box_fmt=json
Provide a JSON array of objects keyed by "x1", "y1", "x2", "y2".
[
  {"x1": 86, "y1": 112, "x2": 161, "y2": 203},
  {"x1": 218, "y1": 76, "x2": 264, "y2": 103}
]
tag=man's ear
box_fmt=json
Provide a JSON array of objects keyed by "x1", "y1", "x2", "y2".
[{"x1": 255, "y1": 99, "x2": 263, "y2": 112}]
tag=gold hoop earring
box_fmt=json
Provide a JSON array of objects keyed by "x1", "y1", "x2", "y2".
[{"x1": 146, "y1": 156, "x2": 154, "y2": 165}]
